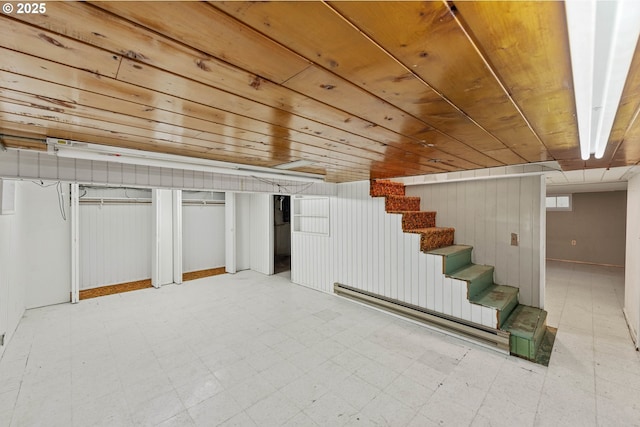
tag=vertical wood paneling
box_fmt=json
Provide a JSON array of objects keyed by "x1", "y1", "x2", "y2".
[
  {"x1": 418, "y1": 252, "x2": 427, "y2": 307},
  {"x1": 495, "y1": 179, "x2": 509, "y2": 285},
  {"x1": 183, "y1": 204, "x2": 225, "y2": 272},
  {"x1": 407, "y1": 175, "x2": 543, "y2": 307},
  {"x1": 625, "y1": 173, "x2": 640, "y2": 348},
  {"x1": 452, "y1": 278, "x2": 461, "y2": 318},
  {"x1": 411, "y1": 235, "x2": 419, "y2": 305},
  {"x1": 79, "y1": 202, "x2": 152, "y2": 289},
  {"x1": 519, "y1": 177, "x2": 534, "y2": 305},
  {"x1": 292, "y1": 178, "x2": 533, "y2": 329},
  {"x1": 471, "y1": 303, "x2": 482, "y2": 325},
  {"x1": 58, "y1": 157, "x2": 77, "y2": 182},
  {"x1": 39, "y1": 154, "x2": 57, "y2": 180},
  {"x1": 506, "y1": 179, "x2": 521, "y2": 291},
  {"x1": 249, "y1": 193, "x2": 273, "y2": 275},
  {"x1": 443, "y1": 275, "x2": 452, "y2": 315},
  {"x1": 0, "y1": 149, "x2": 19, "y2": 176},
  {"x1": 536, "y1": 176, "x2": 545, "y2": 308},
  {"x1": 485, "y1": 180, "x2": 497, "y2": 264},
  {"x1": 461, "y1": 290, "x2": 472, "y2": 321}
]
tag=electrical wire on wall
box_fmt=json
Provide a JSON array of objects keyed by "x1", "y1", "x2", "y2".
[
  {"x1": 30, "y1": 180, "x2": 67, "y2": 220},
  {"x1": 251, "y1": 176, "x2": 315, "y2": 195}
]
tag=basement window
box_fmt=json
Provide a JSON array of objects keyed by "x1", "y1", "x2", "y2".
[{"x1": 546, "y1": 194, "x2": 572, "y2": 211}]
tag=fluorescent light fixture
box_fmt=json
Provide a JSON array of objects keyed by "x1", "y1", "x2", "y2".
[
  {"x1": 566, "y1": 0, "x2": 640, "y2": 161},
  {"x1": 46, "y1": 138, "x2": 325, "y2": 183},
  {"x1": 273, "y1": 159, "x2": 316, "y2": 170}
]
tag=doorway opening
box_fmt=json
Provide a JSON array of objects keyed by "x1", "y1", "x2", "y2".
[{"x1": 273, "y1": 195, "x2": 291, "y2": 274}]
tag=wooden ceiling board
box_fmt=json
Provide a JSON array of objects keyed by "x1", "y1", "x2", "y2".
[
  {"x1": 0, "y1": 116, "x2": 231, "y2": 159},
  {"x1": 0, "y1": 98, "x2": 439, "y2": 178},
  {"x1": 0, "y1": 48, "x2": 446, "y2": 175},
  {"x1": 0, "y1": 17, "x2": 122, "y2": 79},
  {"x1": 0, "y1": 60, "x2": 396, "y2": 172},
  {"x1": 87, "y1": 3, "x2": 502, "y2": 172},
  {"x1": 1, "y1": 102, "x2": 286, "y2": 160},
  {"x1": 89, "y1": 1, "x2": 311, "y2": 84},
  {"x1": 4, "y1": 8, "x2": 395, "y2": 155},
  {"x1": 114, "y1": 60, "x2": 469, "y2": 171},
  {"x1": 283, "y1": 65, "x2": 507, "y2": 169},
  {"x1": 606, "y1": 41, "x2": 640, "y2": 165},
  {"x1": 0, "y1": 92, "x2": 448, "y2": 180},
  {"x1": 1, "y1": 1, "x2": 637, "y2": 182},
  {"x1": 451, "y1": 1, "x2": 580, "y2": 160},
  {"x1": 328, "y1": 1, "x2": 548, "y2": 163},
  {"x1": 7, "y1": 6, "x2": 439, "y2": 177},
  {"x1": 0, "y1": 72, "x2": 378, "y2": 165},
  {"x1": 211, "y1": 1, "x2": 516, "y2": 154},
  {"x1": 612, "y1": 121, "x2": 640, "y2": 165},
  {"x1": 483, "y1": 148, "x2": 531, "y2": 166},
  {"x1": 0, "y1": 90, "x2": 387, "y2": 172}
]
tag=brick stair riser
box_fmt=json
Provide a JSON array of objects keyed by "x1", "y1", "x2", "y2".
[
  {"x1": 420, "y1": 230, "x2": 455, "y2": 252},
  {"x1": 385, "y1": 196, "x2": 421, "y2": 212},
  {"x1": 370, "y1": 180, "x2": 405, "y2": 197},
  {"x1": 402, "y1": 212, "x2": 436, "y2": 230}
]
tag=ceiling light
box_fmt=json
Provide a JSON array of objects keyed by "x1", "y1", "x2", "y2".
[
  {"x1": 566, "y1": 0, "x2": 640, "y2": 160},
  {"x1": 46, "y1": 138, "x2": 325, "y2": 183}
]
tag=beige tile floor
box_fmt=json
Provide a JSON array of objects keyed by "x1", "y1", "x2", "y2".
[{"x1": 0, "y1": 261, "x2": 638, "y2": 426}]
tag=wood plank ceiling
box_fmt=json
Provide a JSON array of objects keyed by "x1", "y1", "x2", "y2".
[{"x1": 1, "y1": 1, "x2": 639, "y2": 183}]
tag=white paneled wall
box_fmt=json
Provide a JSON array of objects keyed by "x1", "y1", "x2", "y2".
[
  {"x1": 291, "y1": 177, "x2": 544, "y2": 327},
  {"x1": 291, "y1": 196, "x2": 337, "y2": 292},
  {"x1": 291, "y1": 233, "x2": 333, "y2": 292},
  {"x1": 249, "y1": 194, "x2": 273, "y2": 275},
  {"x1": 0, "y1": 149, "x2": 336, "y2": 196},
  {"x1": 183, "y1": 204, "x2": 225, "y2": 272},
  {"x1": 80, "y1": 201, "x2": 152, "y2": 290},
  {"x1": 0, "y1": 184, "x2": 24, "y2": 359},
  {"x1": 18, "y1": 182, "x2": 72, "y2": 308},
  {"x1": 330, "y1": 181, "x2": 499, "y2": 328},
  {"x1": 235, "y1": 193, "x2": 252, "y2": 271},
  {"x1": 406, "y1": 176, "x2": 543, "y2": 307},
  {"x1": 625, "y1": 172, "x2": 640, "y2": 348}
]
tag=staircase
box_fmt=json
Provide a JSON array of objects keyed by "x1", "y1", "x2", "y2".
[{"x1": 369, "y1": 179, "x2": 551, "y2": 362}]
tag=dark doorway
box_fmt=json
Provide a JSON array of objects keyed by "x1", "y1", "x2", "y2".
[{"x1": 273, "y1": 195, "x2": 291, "y2": 274}]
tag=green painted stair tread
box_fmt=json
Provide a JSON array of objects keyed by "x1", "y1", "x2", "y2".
[
  {"x1": 449, "y1": 263, "x2": 493, "y2": 281},
  {"x1": 501, "y1": 305, "x2": 548, "y2": 339},
  {"x1": 471, "y1": 285, "x2": 519, "y2": 311},
  {"x1": 427, "y1": 245, "x2": 473, "y2": 257},
  {"x1": 502, "y1": 305, "x2": 548, "y2": 360},
  {"x1": 471, "y1": 285, "x2": 519, "y2": 328},
  {"x1": 449, "y1": 263, "x2": 494, "y2": 299},
  {"x1": 428, "y1": 245, "x2": 473, "y2": 275}
]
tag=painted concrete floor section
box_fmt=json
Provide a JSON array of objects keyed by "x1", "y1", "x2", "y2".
[{"x1": 0, "y1": 261, "x2": 638, "y2": 426}]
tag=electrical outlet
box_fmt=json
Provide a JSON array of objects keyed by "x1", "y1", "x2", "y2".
[
  {"x1": 511, "y1": 233, "x2": 519, "y2": 246},
  {"x1": 571, "y1": 240, "x2": 577, "y2": 246}
]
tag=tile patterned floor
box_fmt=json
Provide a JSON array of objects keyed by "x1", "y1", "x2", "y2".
[{"x1": 0, "y1": 261, "x2": 638, "y2": 426}]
